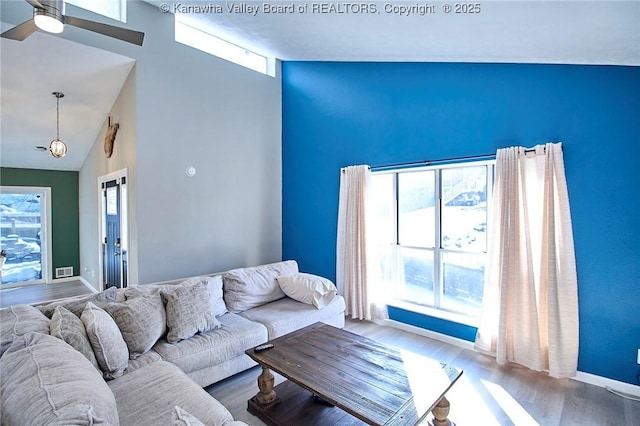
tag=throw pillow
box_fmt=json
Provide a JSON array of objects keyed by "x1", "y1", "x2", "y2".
[
  {"x1": 172, "y1": 406, "x2": 206, "y2": 426},
  {"x1": 161, "y1": 281, "x2": 221, "y2": 344},
  {"x1": 50, "y1": 305, "x2": 100, "y2": 370},
  {"x1": 102, "y1": 291, "x2": 166, "y2": 359},
  {"x1": 178, "y1": 276, "x2": 228, "y2": 317},
  {"x1": 81, "y1": 302, "x2": 129, "y2": 379},
  {"x1": 0, "y1": 332, "x2": 119, "y2": 426},
  {"x1": 277, "y1": 273, "x2": 338, "y2": 309},
  {"x1": 0, "y1": 304, "x2": 50, "y2": 357}
]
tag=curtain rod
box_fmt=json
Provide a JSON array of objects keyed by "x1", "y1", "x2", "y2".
[
  {"x1": 369, "y1": 153, "x2": 495, "y2": 171},
  {"x1": 368, "y1": 144, "x2": 559, "y2": 171}
]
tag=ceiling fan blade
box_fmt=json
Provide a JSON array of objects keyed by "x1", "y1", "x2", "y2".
[
  {"x1": 1, "y1": 19, "x2": 38, "y2": 41},
  {"x1": 64, "y1": 15, "x2": 144, "y2": 46},
  {"x1": 25, "y1": 0, "x2": 45, "y2": 9}
]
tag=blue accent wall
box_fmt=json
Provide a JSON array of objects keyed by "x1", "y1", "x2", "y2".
[{"x1": 282, "y1": 62, "x2": 640, "y2": 385}]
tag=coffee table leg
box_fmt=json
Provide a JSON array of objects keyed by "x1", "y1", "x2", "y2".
[
  {"x1": 255, "y1": 366, "x2": 277, "y2": 405},
  {"x1": 429, "y1": 395, "x2": 456, "y2": 426}
]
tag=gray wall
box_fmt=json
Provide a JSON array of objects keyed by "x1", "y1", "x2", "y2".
[
  {"x1": 79, "y1": 67, "x2": 138, "y2": 290},
  {"x1": 3, "y1": 1, "x2": 282, "y2": 285}
]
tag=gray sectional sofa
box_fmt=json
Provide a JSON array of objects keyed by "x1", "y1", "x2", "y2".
[{"x1": 0, "y1": 260, "x2": 346, "y2": 425}]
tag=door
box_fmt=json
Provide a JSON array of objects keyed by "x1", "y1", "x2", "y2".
[
  {"x1": 102, "y1": 178, "x2": 125, "y2": 289},
  {"x1": 0, "y1": 187, "x2": 51, "y2": 287}
]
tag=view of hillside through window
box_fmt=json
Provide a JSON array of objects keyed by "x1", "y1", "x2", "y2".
[{"x1": 0, "y1": 193, "x2": 43, "y2": 285}]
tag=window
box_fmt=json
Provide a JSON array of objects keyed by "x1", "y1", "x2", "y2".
[
  {"x1": 371, "y1": 161, "x2": 494, "y2": 324},
  {"x1": 66, "y1": 0, "x2": 126, "y2": 22},
  {"x1": 0, "y1": 187, "x2": 52, "y2": 287},
  {"x1": 175, "y1": 17, "x2": 275, "y2": 77}
]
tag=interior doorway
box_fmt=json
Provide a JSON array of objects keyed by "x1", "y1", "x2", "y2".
[{"x1": 98, "y1": 170, "x2": 128, "y2": 290}]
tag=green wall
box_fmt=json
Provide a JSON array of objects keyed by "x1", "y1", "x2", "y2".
[{"x1": 0, "y1": 167, "x2": 80, "y2": 279}]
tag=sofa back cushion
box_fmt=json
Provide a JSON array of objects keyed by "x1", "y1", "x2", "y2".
[
  {"x1": 0, "y1": 304, "x2": 50, "y2": 357},
  {"x1": 38, "y1": 286, "x2": 121, "y2": 318},
  {"x1": 223, "y1": 260, "x2": 299, "y2": 313},
  {"x1": 0, "y1": 332, "x2": 119, "y2": 426}
]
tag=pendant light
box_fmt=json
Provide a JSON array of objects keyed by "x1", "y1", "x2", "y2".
[{"x1": 49, "y1": 91, "x2": 67, "y2": 158}]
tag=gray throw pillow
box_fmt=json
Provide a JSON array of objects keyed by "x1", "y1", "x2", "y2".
[
  {"x1": 102, "y1": 292, "x2": 166, "y2": 359},
  {"x1": 50, "y1": 305, "x2": 100, "y2": 370},
  {"x1": 178, "y1": 276, "x2": 228, "y2": 317},
  {"x1": 0, "y1": 304, "x2": 50, "y2": 357},
  {"x1": 161, "y1": 281, "x2": 221, "y2": 344},
  {"x1": 0, "y1": 332, "x2": 119, "y2": 426},
  {"x1": 81, "y1": 302, "x2": 129, "y2": 379}
]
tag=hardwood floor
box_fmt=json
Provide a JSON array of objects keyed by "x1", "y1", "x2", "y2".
[
  {"x1": 0, "y1": 280, "x2": 93, "y2": 308},
  {"x1": 206, "y1": 319, "x2": 640, "y2": 426}
]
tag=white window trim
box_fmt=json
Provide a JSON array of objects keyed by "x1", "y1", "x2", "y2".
[
  {"x1": 373, "y1": 159, "x2": 495, "y2": 325},
  {"x1": 66, "y1": 0, "x2": 127, "y2": 23},
  {"x1": 174, "y1": 17, "x2": 275, "y2": 77}
]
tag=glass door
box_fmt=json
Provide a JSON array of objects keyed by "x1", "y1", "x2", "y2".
[{"x1": 0, "y1": 187, "x2": 50, "y2": 287}]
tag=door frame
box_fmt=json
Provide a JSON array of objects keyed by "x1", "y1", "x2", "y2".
[
  {"x1": 97, "y1": 169, "x2": 128, "y2": 291},
  {"x1": 0, "y1": 186, "x2": 52, "y2": 287}
]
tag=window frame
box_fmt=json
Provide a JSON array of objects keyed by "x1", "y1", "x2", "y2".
[
  {"x1": 66, "y1": 0, "x2": 127, "y2": 23},
  {"x1": 373, "y1": 160, "x2": 494, "y2": 326}
]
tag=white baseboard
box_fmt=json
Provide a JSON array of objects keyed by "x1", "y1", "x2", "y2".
[
  {"x1": 79, "y1": 277, "x2": 99, "y2": 293},
  {"x1": 375, "y1": 318, "x2": 640, "y2": 397},
  {"x1": 374, "y1": 318, "x2": 476, "y2": 351},
  {"x1": 574, "y1": 371, "x2": 640, "y2": 397}
]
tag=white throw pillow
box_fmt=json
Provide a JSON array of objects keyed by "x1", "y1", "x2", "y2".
[{"x1": 276, "y1": 273, "x2": 338, "y2": 309}]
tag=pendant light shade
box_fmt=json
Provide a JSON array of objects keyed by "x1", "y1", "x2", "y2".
[
  {"x1": 49, "y1": 91, "x2": 67, "y2": 159},
  {"x1": 33, "y1": 0, "x2": 65, "y2": 34},
  {"x1": 49, "y1": 139, "x2": 67, "y2": 158}
]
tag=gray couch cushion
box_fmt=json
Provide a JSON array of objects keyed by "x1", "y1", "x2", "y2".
[
  {"x1": 81, "y1": 302, "x2": 129, "y2": 379},
  {"x1": 161, "y1": 281, "x2": 221, "y2": 343},
  {"x1": 50, "y1": 305, "x2": 100, "y2": 370},
  {"x1": 108, "y1": 360, "x2": 238, "y2": 426},
  {"x1": 0, "y1": 332, "x2": 119, "y2": 426},
  {"x1": 102, "y1": 291, "x2": 166, "y2": 359},
  {"x1": 153, "y1": 313, "x2": 266, "y2": 374},
  {"x1": 38, "y1": 286, "x2": 121, "y2": 318},
  {"x1": 223, "y1": 260, "x2": 299, "y2": 313},
  {"x1": 239, "y1": 295, "x2": 346, "y2": 339},
  {"x1": 0, "y1": 304, "x2": 50, "y2": 357}
]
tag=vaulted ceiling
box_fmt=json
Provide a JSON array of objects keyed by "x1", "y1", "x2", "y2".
[{"x1": 1, "y1": 0, "x2": 638, "y2": 171}]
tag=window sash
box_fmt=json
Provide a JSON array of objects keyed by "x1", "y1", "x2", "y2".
[{"x1": 373, "y1": 161, "x2": 494, "y2": 317}]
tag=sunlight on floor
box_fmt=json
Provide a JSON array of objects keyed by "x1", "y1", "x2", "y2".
[
  {"x1": 447, "y1": 375, "x2": 502, "y2": 426},
  {"x1": 481, "y1": 380, "x2": 540, "y2": 426}
]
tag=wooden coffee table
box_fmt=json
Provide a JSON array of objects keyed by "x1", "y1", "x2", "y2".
[{"x1": 245, "y1": 322, "x2": 463, "y2": 426}]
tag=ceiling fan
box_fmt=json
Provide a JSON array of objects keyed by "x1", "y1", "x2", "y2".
[{"x1": 1, "y1": 0, "x2": 144, "y2": 46}]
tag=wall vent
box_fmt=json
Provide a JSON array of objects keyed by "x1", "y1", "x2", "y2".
[{"x1": 55, "y1": 267, "x2": 73, "y2": 279}]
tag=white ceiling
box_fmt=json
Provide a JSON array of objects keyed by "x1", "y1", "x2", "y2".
[
  {"x1": 0, "y1": 24, "x2": 135, "y2": 171},
  {"x1": 1, "y1": 1, "x2": 638, "y2": 172},
  {"x1": 173, "y1": 0, "x2": 640, "y2": 65}
]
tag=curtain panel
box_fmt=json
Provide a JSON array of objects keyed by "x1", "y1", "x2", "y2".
[
  {"x1": 475, "y1": 143, "x2": 579, "y2": 378},
  {"x1": 336, "y1": 165, "x2": 388, "y2": 320}
]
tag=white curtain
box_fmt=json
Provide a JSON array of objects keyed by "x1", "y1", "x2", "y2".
[
  {"x1": 336, "y1": 165, "x2": 388, "y2": 320},
  {"x1": 475, "y1": 143, "x2": 579, "y2": 378}
]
